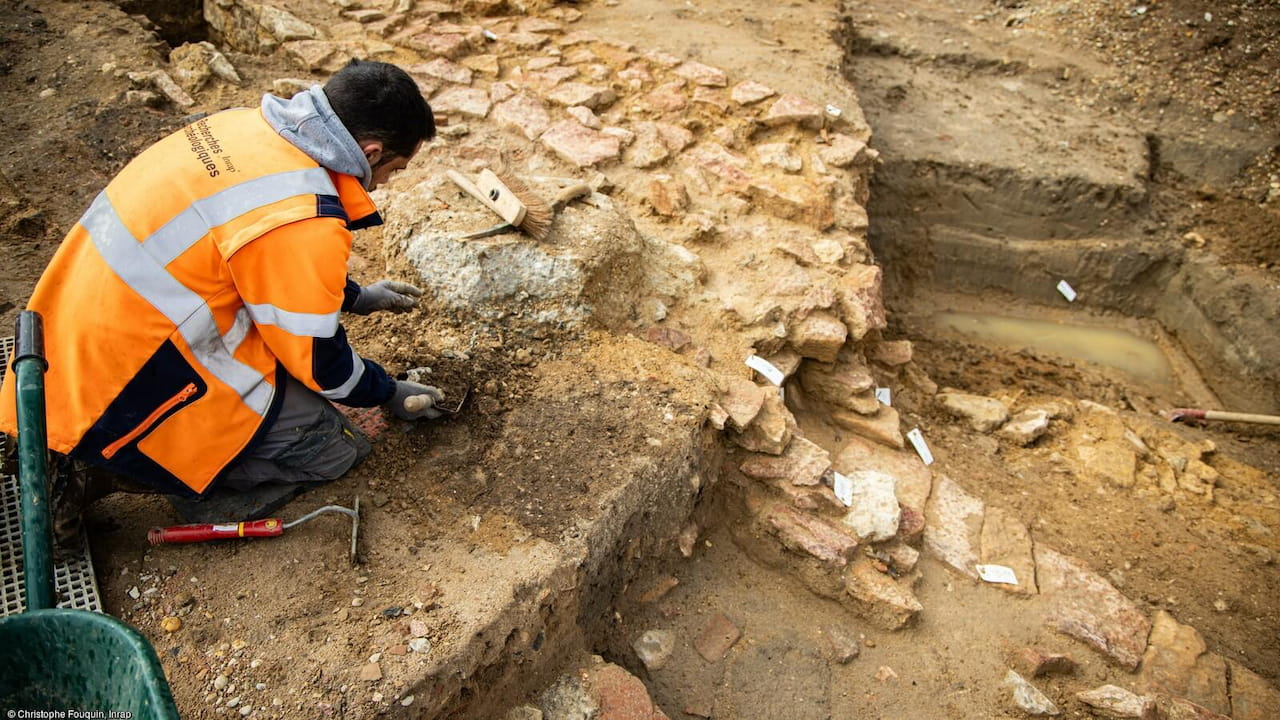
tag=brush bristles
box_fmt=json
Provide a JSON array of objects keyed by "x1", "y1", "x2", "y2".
[{"x1": 495, "y1": 171, "x2": 553, "y2": 241}]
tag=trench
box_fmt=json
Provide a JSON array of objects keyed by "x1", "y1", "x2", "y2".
[
  {"x1": 863, "y1": 158, "x2": 1250, "y2": 411},
  {"x1": 561, "y1": 15, "x2": 1280, "y2": 714},
  {"x1": 837, "y1": 21, "x2": 1280, "y2": 416},
  {"x1": 501, "y1": 14, "x2": 1280, "y2": 715}
]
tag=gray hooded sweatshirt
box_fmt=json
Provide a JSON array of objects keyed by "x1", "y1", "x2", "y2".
[{"x1": 260, "y1": 86, "x2": 375, "y2": 190}]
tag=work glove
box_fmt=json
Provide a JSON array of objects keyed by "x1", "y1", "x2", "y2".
[
  {"x1": 349, "y1": 280, "x2": 423, "y2": 315},
  {"x1": 386, "y1": 380, "x2": 446, "y2": 421}
]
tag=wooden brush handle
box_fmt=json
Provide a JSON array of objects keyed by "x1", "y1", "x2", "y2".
[
  {"x1": 446, "y1": 169, "x2": 506, "y2": 220},
  {"x1": 403, "y1": 395, "x2": 432, "y2": 413},
  {"x1": 476, "y1": 170, "x2": 528, "y2": 226},
  {"x1": 552, "y1": 183, "x2": 592, "y2": 211}
]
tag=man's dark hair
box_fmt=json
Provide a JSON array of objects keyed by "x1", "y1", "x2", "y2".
[{"x1": 324, "y1": 59, "x2": 435, "y2": 159}]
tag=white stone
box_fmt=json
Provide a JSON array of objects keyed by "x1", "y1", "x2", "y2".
[
  {"x1": 546, "y1": 82, "x2": 616, "y2": 110},
  {"x1": 632, "y1": 629, "x2": 675, "y2": 670},
  {"x1": 937, "y1": 392, "x2": 1009, "y2": 432},
  {"x1": 720, "y1": 376, "x2": 766, "y2": 430},
  {"x1": 757, "y1": 142, "x2": 803, "y2": 173},
  {"x1": 998, "y1": 409, "x2": 1050, "y2": 445},
  {"x1": 838, "y1": 470, "x2": 901, "y2": 542},
  {"x1": 416, "y1": 57, "x2": 472, "y2": 84},
  {"x1": 257, "y1": 5, "x2": 321, "y2": 42},
  {"x1": 1075, "y1": 685, "x2": 1156, "y2": 719},
  {"x1": 565, "y1": 105, "x2": 601, "y2": 129},
  {"x1": 733, "y1": 392, "x2": 795, "y2": 455},
  {"x1": 272, "y1": 78, "x2": 311, "y2": 96},
  {"x1": 923, "y1": 475, "x2": 984, "y2": 578},
  {"x1": 1005, "y1": 671, "x2": 1061, "y2": 716},
  {"x1": 384, "y1": 181, "x2": 687, "y2": 333}
]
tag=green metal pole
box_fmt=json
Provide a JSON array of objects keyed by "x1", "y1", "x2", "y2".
[{"x1": 14, "y1": 310, "x2": 54, "y2": 611}]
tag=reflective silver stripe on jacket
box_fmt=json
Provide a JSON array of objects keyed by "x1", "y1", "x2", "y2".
[
  {"x1": 319, "y1": 348, "x2": 366, "y2": 401},
  {"x1": 243, "y1": 302, "x2": 340, "y2": 338},
  {"x1": 143, "y1": 168, "x2": 335, "y2": 266},
  {"x1": 82, "y1": 166, "x2": 350, "y2": 415}
]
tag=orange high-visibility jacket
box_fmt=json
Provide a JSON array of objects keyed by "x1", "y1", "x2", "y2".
[{"x1": 0, "y1": 108, "x2": 395, "y2": 495}]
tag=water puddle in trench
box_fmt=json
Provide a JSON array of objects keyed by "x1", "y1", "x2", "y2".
[{"x1": 931, "y1": 311, "x2": 1176, "y2": 388}]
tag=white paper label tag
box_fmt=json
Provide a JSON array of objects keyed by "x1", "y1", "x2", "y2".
[
  {"x1": 832, "y1": 471, "x2": 854, "y2": 507},
  {"x1": 906, "y1": 428, "x2": 934, "y2": 465},
  {"x1": 212, "y1": 524, "x2": 238, "y2": 533},
  {"x1": 875, "y1": 387, "x2": 892, "y2": 406},
  {"x1": 825, "y1": 104, "x2": 843, "y2": 117},
  {"x1": 1056, "y1": 279, "x2": 1077, "y2": 302},
  {"x1": 745, "y1": 354, "x2": 785, "y2": 386},
  {"x1": 976, "y1": 564, "x2": 1019, "y2": 585}
]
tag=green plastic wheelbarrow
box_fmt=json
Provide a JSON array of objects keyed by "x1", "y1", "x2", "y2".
[{"x1": 0, "y1": 311, "x2": 180, "y2": 718}]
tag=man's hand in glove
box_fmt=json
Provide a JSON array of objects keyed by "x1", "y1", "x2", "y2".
[
  {"x1": 350, "y1": 280, "x2": 423, "y2": 315},
  {"x1": 387, "y1": 380, "x2": 446, "y2": 421}
]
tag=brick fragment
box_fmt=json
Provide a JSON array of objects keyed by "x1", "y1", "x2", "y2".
[
  {"x1": 739, "y1": 435, "x2": 831, "y2": 486},
  {"x1": 843, "y1": 558, "x2": 921, "y2": 630},
  {"x1": 788, "y1": 310, "x2": 847, "y2": 363},
  {"x1": 731, "y1": 80, "x2": 776, "y2": 105},
  {"x1": 430, "y1": 86, "x2": 490, "y2": 118},
  {"x1": 763, "y1": 94, "x2": 825, "y2": 128},
  {"x1": 647, "y1": 175, "x2": 689, "y2": 217},
  {"x1": 643, "y1": 80, "x2": 688, "y2": 112},
  {"x1": 761, "y1": 502, "x2": 859, "y2": 569},
  {"x1": 694, "y1": 613, "x2": 741, "y2": 662},
  {"x1": 820, "y1": 133, "x2": 868, "y2": 167},
  {"x1": 831, "y1": 406, "x2": 903, "y2": 449},
  {"x1": 540, "y1": 120, "x2": 622, "y2": 167},
  {"x1": 1013, "y1": 647, "x2": 1078, "y2": 678},
  {"x1": 1036, "y1": 546, "x2": 1151, "y2": 671},
  {"x1": 546, "y1": 82, "x2": 616, "y2": 110},
  {"x1": 492, "y1": 93, "x2": 551, "y2": 140},
  {"x1": 674, "y1": 60, "x2": 727, "y2": 87}
]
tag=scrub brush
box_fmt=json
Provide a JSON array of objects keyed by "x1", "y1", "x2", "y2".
[{"x1": 446, "y1": 168, "x2": 554, "y2": 241}]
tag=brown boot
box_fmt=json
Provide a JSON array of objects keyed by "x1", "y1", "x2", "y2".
[
  {"x1": 48, "y1": 454, "x2": 149, "y2": 556},
  {"x1": 1, "y1": 436, "x2": 16, "y2": 476},
  {"x1": 48, "y1": 453, "x2": 88, "y2": 558}
]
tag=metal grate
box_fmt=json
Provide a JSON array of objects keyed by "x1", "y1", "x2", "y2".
[{"x1": 0, "y1": 335, "x2": 103, "y2": 616}]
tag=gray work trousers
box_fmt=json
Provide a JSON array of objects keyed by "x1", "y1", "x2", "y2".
[
  {"x1": 219, "y1": 375, "x2": 372, "y2": 491},
  {"x1": 164, "y1": 375, "x2": 372, "y2": 521}
]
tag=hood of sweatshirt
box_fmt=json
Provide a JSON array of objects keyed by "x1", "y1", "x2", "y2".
[{"x1": 260, "y1": 86, "x2": 374, "y2": 190}]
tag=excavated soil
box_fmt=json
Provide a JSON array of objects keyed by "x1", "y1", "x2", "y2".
[{"x1": 1, "y1": 0, "x2": 1278, "y2": 718}]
